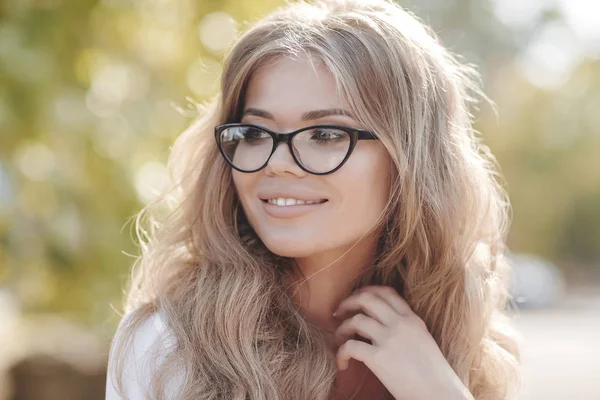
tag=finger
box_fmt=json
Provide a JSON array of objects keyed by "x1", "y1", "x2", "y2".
[
  {"x1": 334, "y1": 313, "x2": 385, "y2": 347},
  {"x1": 334, "y1": 290, "x2": 398, "y2": 325},
  {"x1": 336, "y1": 339, "x2": 373, "y2": 370},
  {"x1": 356, "y1": 285, "x2": 414, "y2": 316}
]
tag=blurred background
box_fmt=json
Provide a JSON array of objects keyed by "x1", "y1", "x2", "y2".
[{"x1": 0, "y1": 0, "x2": 598, "y2": 398}]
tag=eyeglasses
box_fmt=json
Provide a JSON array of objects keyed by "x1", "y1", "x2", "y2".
[{"x1": 214, "y1": 123, "x2": 379, "y2": 175}]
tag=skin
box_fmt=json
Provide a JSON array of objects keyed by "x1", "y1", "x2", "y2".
[{"x1": 232, "y1": 56, "x2": 472, "y2": 400}]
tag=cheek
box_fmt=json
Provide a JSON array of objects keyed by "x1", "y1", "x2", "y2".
[
  {"x1": 232, "y1": 172, "x2": 243, "y2": 201},
  {"x1": 332, "y1": 164, "x2": 390, "y2": 233},
  {"x1": 232, "y1": 171, "x2": 256, "y2": 215},
  {"x1": 302, "y1": 147, "x2": 390, "y2": 252}
]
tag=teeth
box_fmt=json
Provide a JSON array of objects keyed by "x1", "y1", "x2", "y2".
[{"x1": 266, "y1": 198, "x2": 324, "y2": 206}]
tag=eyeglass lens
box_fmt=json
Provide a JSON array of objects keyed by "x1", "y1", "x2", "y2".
[{"x1": 219, "y1": 126, "x2": 351, "y2": 173}]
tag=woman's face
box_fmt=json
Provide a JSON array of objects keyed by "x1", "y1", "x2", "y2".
[{"x1": 233, "y1": 56, "x2": 392, "y2": 258}]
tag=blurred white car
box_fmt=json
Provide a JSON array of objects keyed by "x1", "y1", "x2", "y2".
[{"x1": 506, "y1": 252, "x2": 566, "y2": 309}]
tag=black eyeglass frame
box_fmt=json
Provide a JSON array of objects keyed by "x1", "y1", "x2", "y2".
[{"x1": 214, "y1": 123, "x2": 379, "y2": 175}]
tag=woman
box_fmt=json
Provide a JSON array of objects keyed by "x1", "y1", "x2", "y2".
[{"x1": 106, "y1": 0, "x2": 522, "y2": 399}]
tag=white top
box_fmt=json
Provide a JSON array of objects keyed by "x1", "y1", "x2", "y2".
[{"x1": 105, "y1": 312, "x2": 182, "y2": 399}]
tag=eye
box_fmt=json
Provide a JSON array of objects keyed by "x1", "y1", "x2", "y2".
[
  {"x1": 310, "y1": 128, "x2": 348, "y2": 144},
  {"x1": 242, "y1": 127, "x2": 270, "y2": 144}
]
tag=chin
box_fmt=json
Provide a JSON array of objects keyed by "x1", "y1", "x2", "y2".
[
  {"x1": 260, "y1": 236, "x2": 319, "y2": 259},
  {"x1": 263, "y1": 243, "x2": 314, "y2": 259}
]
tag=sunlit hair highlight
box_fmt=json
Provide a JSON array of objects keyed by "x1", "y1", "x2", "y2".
[{"x1": 108, "y1": 0, "x2": 522, "y2": 399}]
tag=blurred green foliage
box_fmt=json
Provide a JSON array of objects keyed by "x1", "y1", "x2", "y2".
[{"x1": 0, "y1": 0, "x2": 598, "y2": 335}]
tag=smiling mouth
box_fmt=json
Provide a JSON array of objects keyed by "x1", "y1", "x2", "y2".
[{"x1": 260, "y1": 198, "x2": 329, "y2": 206}]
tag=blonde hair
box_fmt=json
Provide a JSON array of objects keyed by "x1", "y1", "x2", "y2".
[{"x1": 108, "y1": 0, "x2": 522, "y2": 398}]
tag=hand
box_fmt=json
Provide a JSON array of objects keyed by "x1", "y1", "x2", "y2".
[{"x1": 332, "y1": 285, "x2": 474, "y2": 400}]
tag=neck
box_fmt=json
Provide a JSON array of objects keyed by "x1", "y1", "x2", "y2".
[{"x1": 285, "y1": 233, "x2": 379, "y2": 335}]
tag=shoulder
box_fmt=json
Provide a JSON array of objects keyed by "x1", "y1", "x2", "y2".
[{"x1": 105, "y1": 311, "x2": 177, "y2": 400}]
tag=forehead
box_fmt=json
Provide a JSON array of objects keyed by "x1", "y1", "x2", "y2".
[{"x1": 244, "y1": 56, "x2": 348, "y2": 114}]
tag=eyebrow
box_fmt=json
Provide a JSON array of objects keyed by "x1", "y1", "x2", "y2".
[{"x1": 242, "y1": 107, "x2": 355, "y2": 121}]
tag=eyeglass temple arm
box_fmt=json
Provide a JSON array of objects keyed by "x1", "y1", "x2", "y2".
[{"x1": 357, "y1": 130, "x2": 378, "y2": 140}]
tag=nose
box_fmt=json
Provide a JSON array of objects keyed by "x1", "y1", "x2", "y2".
[{"x1": 264, "y1": 141, "x2": 307, "y2": 177}]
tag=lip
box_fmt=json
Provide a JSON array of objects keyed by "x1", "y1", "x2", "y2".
[
  {"x1": 257, "y1": 190, "x2": 328, "y2": 203},
  {"x1": 262, "y1": 199, "x2": 329, "y2": 218}
]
